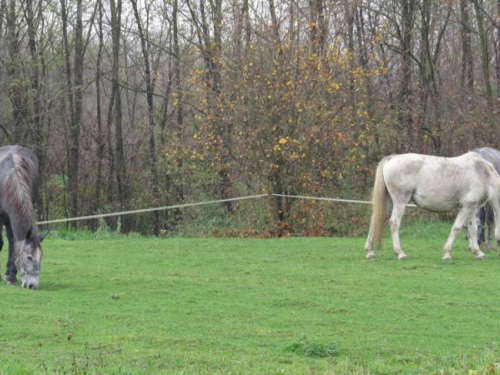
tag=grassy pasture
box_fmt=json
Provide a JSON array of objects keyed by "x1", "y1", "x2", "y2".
[{"x1": 1, "y1": 223, "x2": 500, "y2": 374}]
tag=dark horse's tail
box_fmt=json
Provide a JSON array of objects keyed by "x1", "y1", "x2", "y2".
[{"x1": 372, "y1": 159, "x2": 389, "y2": 249}]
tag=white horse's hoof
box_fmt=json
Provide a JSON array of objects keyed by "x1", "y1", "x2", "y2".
[
  {"x1": 366, "y1": 251, "x2": 376, "y2": 260},
  {"x1": 475, "y1": 252, "x2": 486, "y2": 259},
  {"x1": 397, "y1": 253, "x2": 408, "y2": 260},
  {"x1": 442, "y1": 254, "x2": 451, "y2": 261}
]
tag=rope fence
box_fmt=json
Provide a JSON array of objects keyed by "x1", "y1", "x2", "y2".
[
  {"x1": 272, "y1": 193, "x2": 372, "y2": 205},
  {"x1": 271, "y1": 194, "x2": 418, "y2": 208},
  {"x1": 37, "y1": 194, "x2": 268, "y2": 225},
  {"x1": 36, "y1": 192, "x2": 417, "y2": 226}
]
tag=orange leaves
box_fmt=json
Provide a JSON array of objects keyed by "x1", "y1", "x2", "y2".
[
  {"x1": 172, "y1": 92, "x2": 179, "y2": 107},
  {"x1": 326, "y1": 82, "x2": 342, "y2": 93},
  {"x1": 320, "y1": 169, "x2": 331, "y2": 178},
  {"x1": 273, "y1": 137, "x2": 289, "y2": 152},
  {"x1": 171, "y1": 29, "x2": 385, "y2": 200},
  {"x1": 278, "y1": 137, "x2": 288, "y2": 145}
]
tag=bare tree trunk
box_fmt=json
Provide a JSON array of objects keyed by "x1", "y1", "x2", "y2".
[
  {"x1": 167, "y1": 0, "x2": 184, "y2": 229},
  {"x1": 173, "y1": 0, "x2": 183, "y2": 135},
  {"x1": 356, "y1": 7, "x2": 369, "y2": 73},
  {"x1": 26, "y1": 0, "x2": 45, "y2": 216},
  {"x1": 267, "y1": 0, "x2": 290, "y2": 234},
  {"x1": 94, "y1": 0, "x2": 105, "y2": 221},
  {"x1": 309, "y1": 0, "x2": 318, "y2": 51},
  {"x1": 105, "y1": 86, "x2": 116, "y2": 202},
  {"x1": 188, "y1": 0, "x2": 233, "y2": 211},
  {"x1": 110, "y1": 0, "x2": 131, "y2": 233},
  {"x1": 130, "y1": 0, "x2": 160, "y2": 235},
  {"x1": 472, "y1": 0, "x2": 494, "y2": 109},
  {"x1": 243, "y1": 0, "x2": 251, "y2": 54},
  {"x1": 7, "y1": 0, "x2": 26, "y2": 144},
  {"x1": 344, "y1": 1, "x2": 357, "y2": 134},
  {"x1": 461, "y1": 0, "x2": 474, "y2": 95},
  {"x1": 211, "y1": 0, "x2": 233, "y2": 211},
  {"x1": 419, "y1": 0, "x2": 450, "y2": 154},
  {"x1": 494, "y1": 0, "x2": 500, "y2": 96},
  {"x1": 0, "y1": 0, "x2": 5, "y2": 40},
  {"x1": 398, "y1": 0, "x2": 415, "y2": 151},
  {"x1": 495, "y1": 0, "x2": 500, "y2": 92},
  {"x1": 72, "y1": 0, "x2": 84, "y2": 218},
  {"x1": 309, "y1": 0, "x2": 327, "y2": 54},
  {"x1": 268, "y1": 0, "x2": 281, "y2": 52},
  {"x1": 0, "y1": 0, "x2": 7, "y2": 143},
  {"x1": 61, "y1": 0, "x2": 84, "y2": 224}
]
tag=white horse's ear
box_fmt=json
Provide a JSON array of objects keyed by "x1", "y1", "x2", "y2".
[{"x1": 38, "y1": 233, "x2": 47, "y2": 242}]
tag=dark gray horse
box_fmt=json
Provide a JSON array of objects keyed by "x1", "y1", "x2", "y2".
[
  {"x1": 472, "y1": 147, "x2": 500, "y2": 247},
  {"x1": 0, "y1": 145, "x2": 44, "y2": 289}
]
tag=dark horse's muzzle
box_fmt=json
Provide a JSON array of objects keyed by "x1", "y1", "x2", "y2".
[{"x1": 21, "y1": 275, "x2": 39, "y2": 289}]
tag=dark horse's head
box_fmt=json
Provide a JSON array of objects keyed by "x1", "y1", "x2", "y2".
[
  {"x1": 15, "y1": 229, "x2": 45, "y2": 289},
  {"x1": 0, "y1": 146, "x2": 44, "y2": 289}
]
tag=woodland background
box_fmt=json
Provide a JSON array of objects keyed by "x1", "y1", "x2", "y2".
[{"x1": 0, "y1": 0, "x2": 498, "y2": 236}]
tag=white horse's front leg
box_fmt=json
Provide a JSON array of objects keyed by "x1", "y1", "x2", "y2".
[
  {"x1": 389, "y1": 202, "x2": 407, "y2": 260},
  {"x1": 443, "y1": 207, "x2": 474, "y2": 260},
  {"x1": 467, "y1": 210, "x2": 486, "y2": 259}
]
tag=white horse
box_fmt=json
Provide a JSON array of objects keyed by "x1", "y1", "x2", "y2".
[{"x1": 364, "y1": 152, "x2": 500, "y2": 260}]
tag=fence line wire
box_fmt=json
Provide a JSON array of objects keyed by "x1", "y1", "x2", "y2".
[
  {"x1": 271, "y1": 193, "x2": 372, "y2": 205},
  {"x1": 36, "y1": 192, "x2": 417, "y2": 226},
  {"x1": 271, "y1": 193, "x2": 417, "y2": 208},
  {"x1": 37, "y1": 194, "x2": 269, "y2": 225}
]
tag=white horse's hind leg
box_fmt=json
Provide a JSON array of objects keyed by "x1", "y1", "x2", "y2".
[
  {"x1": 467, "y1": 211, "x2": 486, "y2": 259},
  {"x1": 365, "y1": 198, "x2": 392, "y2": 260},
  {"x1": 443, "y1": 207, "x2": 475, "y2": 260},
  {"x1": 389, "y1": 202, "x2": 408, "y2": 260},
  {"x1": 364, "y1": 214, "x2": 376, "y2": 259}
]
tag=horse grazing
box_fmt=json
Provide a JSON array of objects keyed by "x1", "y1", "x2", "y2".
[
  {"x1": 0, "y1": 145, "x2": 44, "y2": 289},
  {"x1": 472, "y1": 147, "x2": 500, "y2": 247},
  {"x1": 364, "y1": 152, "x2": 500, "y2": 261}
]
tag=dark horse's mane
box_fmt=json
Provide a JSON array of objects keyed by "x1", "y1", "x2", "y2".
[{"x1": 2, "y1": 154, "x2": 38, "y2": 241}]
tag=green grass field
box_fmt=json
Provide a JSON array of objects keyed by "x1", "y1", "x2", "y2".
[{"x1": 2, "y1": 222, "x2": 500, "y2": 374}]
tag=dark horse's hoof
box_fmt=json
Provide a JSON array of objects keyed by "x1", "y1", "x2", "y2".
[{"x1": 3, "y1": 275, "x2": 17, "y2": 284}]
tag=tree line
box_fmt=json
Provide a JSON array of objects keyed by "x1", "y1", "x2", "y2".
[{"x1": 0, "y1": 0, "x2": 498, "y2": 235}]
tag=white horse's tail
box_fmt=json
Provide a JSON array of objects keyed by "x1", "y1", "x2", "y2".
[{"x1": 372, "y1": 159, "x2": 388, "y2": 249}]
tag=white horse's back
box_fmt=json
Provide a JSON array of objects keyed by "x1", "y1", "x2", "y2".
[{"x1": 383, "y1": 153, "x2": 494, "y2": 212}]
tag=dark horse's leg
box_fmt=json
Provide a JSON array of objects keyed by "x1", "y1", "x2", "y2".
[
  {"x1": 4, "y1": 219, "x2": 17, "y2": 284},
  {"x1": 0, "y1": 220, "x2": 3, "y2": 279},
  {"x1": 487, "y1": 204, "x2": 495, "y2": 248},
  {"x1": 478, "y1": 207, "x2": 486, "y2": 246}
]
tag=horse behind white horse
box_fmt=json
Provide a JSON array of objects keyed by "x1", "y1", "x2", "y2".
[{"x1": 365, "y1": 152, "x2": 500, "y2": 260}]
